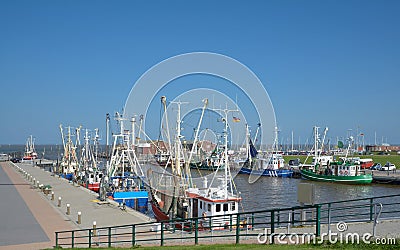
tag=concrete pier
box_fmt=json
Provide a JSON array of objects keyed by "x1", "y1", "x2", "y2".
[{"x1": 0, "y1": 161, "x2": 153, "y2": 249}]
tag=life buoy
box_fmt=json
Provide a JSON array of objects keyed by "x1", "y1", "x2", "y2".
[
  {"x1": 339, "y1": 170, "x2": 344, "y2": 175},
  {"x1": 202, "y1": 212, "x2": 207, "y2": 218},
  {"x1": 344, "y1": 170, "x2": 349, "y2": 176}
]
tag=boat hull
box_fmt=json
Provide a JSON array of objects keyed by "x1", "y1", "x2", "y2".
[
  {"x1": 151, "y1": 202, "x2": 169, "y2": 222},
  {"x1": 300, "y1": 169, "x2": 372, "y2": 184},
  {"x1": 113, "y1": 191, "x2": 149, "y2": 213},
  {"x1": 87, "y1": 183, "x2": 100, "y2": 193},
  {"x1": 238, "y1": 167, "x2": 293, "y2": 177}
]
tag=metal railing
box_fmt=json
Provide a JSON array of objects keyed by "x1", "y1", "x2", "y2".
[{"x1": 55, "y1": 193, "x2": 400, "y2": 248}]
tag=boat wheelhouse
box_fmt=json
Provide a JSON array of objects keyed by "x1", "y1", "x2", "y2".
[
  {"x1": 300, "y1": 126, "x2": 372, "y2": 184},
  {"x1": 186, "y1": 184, "x2": 241, "y2": 229}
]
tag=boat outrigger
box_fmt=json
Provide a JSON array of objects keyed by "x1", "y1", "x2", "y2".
[
  {"x1": 103, "y1": 112, "x2": 149, "y2": 213},
  {"x1": 149, "y1": 97, "x2": 242, "y2": 229},
  {"x1": 300, "y1": 126, "x2": 372, "y2": 184},
  {"x1": 22, "y1": 135, "x2": 38, "y2": 161},
  {"x1": 238, "y1": 125, "x2": 293, "y2": 177}
]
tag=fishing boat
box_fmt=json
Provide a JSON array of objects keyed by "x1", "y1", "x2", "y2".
[
  {"x1": 149, "y1": 97, "x2": 242, "y2": 229},
  {"x1": 190, "y1": 143, "x2": 224, "y2": 171},
  {"x1": 300, "y1": 126, "x2": 372, "y2": 184},
  {"x1": 103, "y1": 112, "x2": 149, "y2": 213},
  {"x1": 22, "y1": 135, "x2": 38, "y2": 161},
  {"x1": 80, "y1": 128, "x2": 103, "y2": 192},
  {"x1": 59, "y1": 125, "x2": 80, "y2": 180},
  {"x1": 238, "y1": 125, "x2": 293, "y2": 177}
]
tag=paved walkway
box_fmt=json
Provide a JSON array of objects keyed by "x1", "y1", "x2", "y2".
[{"x1": 0, "y1": 161, "x2": 153, "y2": 250}]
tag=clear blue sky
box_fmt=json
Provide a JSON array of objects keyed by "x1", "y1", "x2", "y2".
[{"x1": 0, "y1": 0, "x2": 399, "y2": 145}]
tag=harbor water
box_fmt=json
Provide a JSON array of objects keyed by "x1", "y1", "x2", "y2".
[{"x1": 1, "y1": 144, "x2": 399, "y2": 213}]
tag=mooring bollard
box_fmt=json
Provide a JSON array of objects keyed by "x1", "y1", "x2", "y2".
[
  {"x1": 77, "y1": 212, "x2": 82, "y2": 224},
  {"x1": 66, "y1": 204, "x2": 70, "y2": 215},
  {"x1": 33, "y1": 178, "x2": 36, "y2": 186},
  {"x1": 36, "y1": 181, "x2": 40, "y2": 189},
  {"x1": 58, "y1": 197, "x2": 62, "y2": 207},
  {"x1": 51, "y1": 191, "x2": 55, "y2": 200},
  {"x1": 93, "y1": 221, "x2": 97, "y2": 236}
]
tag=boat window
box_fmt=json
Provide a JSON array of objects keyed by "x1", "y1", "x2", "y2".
[
  {"x1": 200, "y1": 201, "x2": 203, "y2": 209},
  {"x1": 223, "y1": 203, "x2": 229, "y2": 211},
  {"x1": 216, "y1": 204, "x2": 221, "y2": 212},
  {"x1": 231, "y1": 202, "x2": 236, "y2": 211},
  {"x1": 208, "y1": 204, "x2": 211, "y2": 212}
]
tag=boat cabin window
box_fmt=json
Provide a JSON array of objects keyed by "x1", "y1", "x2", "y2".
[
  {"x1": 223, "y1": 203, "x2": 229, "y2": 212},
  {"x1": 208, "y1": 203, "x2": 211, "y2": 212},
  {"x1": 200, "y1": 201, "x2": 202, "y2": 209},
  {"x1": 231, "y1": 202, "x2": 236, "y2": 211},
  {"x1": 216, "y1": 204, "x2": 221, "y2": 212}
]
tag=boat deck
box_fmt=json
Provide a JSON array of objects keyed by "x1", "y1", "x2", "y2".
[{"x1": 293, "y1": 168, "x2": 400, "y2": 185}]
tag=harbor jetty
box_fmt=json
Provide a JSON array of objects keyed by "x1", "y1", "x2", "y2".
[
  {"x1": 370, "y1": 170, "x2": 400, "y2": 184},
  {"x1": 0, "y1": 161, "x2": 152, "y2": 249}
]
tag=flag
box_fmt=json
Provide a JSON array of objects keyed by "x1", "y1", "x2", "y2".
[
  {"x1": 338, "y1": 141, "x2": 344, "y2": 149},
  {"x1": 233, "y1": 116, "x2": 241, "y2": 122}
]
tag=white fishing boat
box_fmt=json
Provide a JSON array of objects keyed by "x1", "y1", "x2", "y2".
[
  {"x1": 103, "y1": 112, "x2": 149, "y2": 213},
  {"x1": 22, "y1": 135, "x2": 38, "y2": 161},
  {"x1": 80, "y1": 128, "x2": 103, "y2": 192},
  {"x1": 59, "y1": 125, "x2": 81, "y2": 180},
  {"x1": 150, "y1": 97, "x2": 242, "y2": 229}
]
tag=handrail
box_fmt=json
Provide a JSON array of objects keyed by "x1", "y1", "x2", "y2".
[
  {"x1": 55, "y1": 193, "x2": 400, "y2": 248},
  {"x1": 317, "y1": 193, "x2": 400, "y2": 206}
]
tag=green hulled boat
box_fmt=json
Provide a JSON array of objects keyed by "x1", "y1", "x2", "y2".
[
  {"x1": 300, "y1": 126, "x2": 372, "y2": 185},
  {"x1": 300, "y1": 168, "x2": 372, "y2": 184}
]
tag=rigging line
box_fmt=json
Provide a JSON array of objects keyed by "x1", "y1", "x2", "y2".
[{"x1": 134, "y1": 122, "x2": 164, "y2": 152}]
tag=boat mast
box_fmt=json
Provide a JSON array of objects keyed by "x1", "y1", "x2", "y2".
[
  {"x1": 314, "y1": 126, "x2": 319, "y2": 161},
  {"x1": 106, "y1": 113, "x2": 110, "y2": 158},
  {"x1": 161, "y1": 96, "x2": 173, "y2": 163},
  {"x1": 273, "y1": 126, "x2": 279, "y2": 152},
  {"x1": 291, "y1": 131, "x2": 294, "y2": 152},
  {"x1": 214, "y1": 106, "x2": 238, "y2": 199},
  {"x1": 131, "y1": 117, "x2": 136, "y2": 148},
  {"x1": 319, "y1": 127, "x2": 328, "y2": 158},
  {"x1": 170, "y1": 101, "x2": 188, "y2": 178},
  {"x1": 84, "y1": 129, "x2": 90, "y2": 171},
  {"x1": 94, "y1": 128, "x2": 100, "y2": 165},
  {"x1": 186, "y1": 98, "x2": 208, "y2": 187}
]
